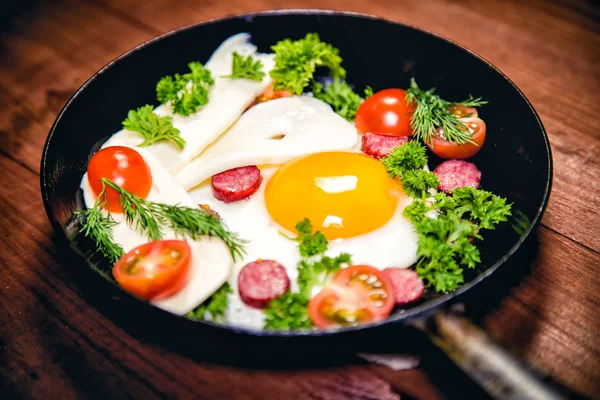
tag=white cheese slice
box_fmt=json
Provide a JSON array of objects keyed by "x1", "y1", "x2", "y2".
[
  {"x1": 175, "y1": 96, "x2": 359, "y2": 190},
  {"x1": 103, "y1": 33, "x2": 275, "y2": 174},
  {"x1": 80, "y1": 148, "x2": 233, "y2": 315}
]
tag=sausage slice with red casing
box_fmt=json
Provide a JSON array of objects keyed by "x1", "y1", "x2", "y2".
[
  {"x1": 211, "y1": 166, "x2": 262, "y2": 203},
  {"x1": 382, "y1": 268, "x2": 425, "y2": 305},
  {"x1": 361, "y1": 132, "x2": 410, "y2": 159},
  {"x1": 433, "y1": 160, "x2": 481, "y2": 194},
  {"x1": 238, "y1": 260, "x2": 290, "y2": 308}
]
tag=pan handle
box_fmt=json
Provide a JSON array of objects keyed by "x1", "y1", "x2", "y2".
[{"x1": 414, "y1": 307, "x2": 566, "y2": 400}]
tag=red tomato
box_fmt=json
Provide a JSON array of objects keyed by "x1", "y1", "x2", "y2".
[
  {"x1": 113, "y1": 240, "x2": 191, "y2": 300},
  {"x1": 428, "y1": 117, "x2": 487, "y2": 159},
  {"x1": 308, "y1": 265, "x2": 395, "y2": 328},
  {"x1": 87, "y1": 146, "x2": 152, "y2": 213},
  {"x1": 447, "y1": 104, "x2": 478, "y2": 119},
  {"x1": 248, "y1": 84, "x2": 293, "y2": 109},
  {"x1": 355, "y1": 89, "x2": 415, "y2": 137}
]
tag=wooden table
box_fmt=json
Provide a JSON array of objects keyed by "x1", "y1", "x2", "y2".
[{"x1": 1, "y1": 0, "x2": 598, "y2": 398}]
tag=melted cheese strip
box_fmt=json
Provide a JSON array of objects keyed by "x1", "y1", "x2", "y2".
[
  {"x1": 175, "y1": 96, "x2": 359, "y2": 190},
  {"x1": 103, "y1": 33, "x2": 275, "y2": 174},
  {"x1": 80, "y1": 148, "x2": 233, "y2": 315}
]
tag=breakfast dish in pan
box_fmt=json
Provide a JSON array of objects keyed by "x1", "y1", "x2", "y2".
[{"x1": 76, "y1": 32, "x2": 512, "y2": 331}]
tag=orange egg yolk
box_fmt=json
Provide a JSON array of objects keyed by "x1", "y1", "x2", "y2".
[{"x1": 265, "y1": 152, "x2": 405, "y2": 240}]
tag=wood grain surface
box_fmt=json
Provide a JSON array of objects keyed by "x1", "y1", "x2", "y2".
[{"x1": 1, "y1": 0, "x2": 599, "y2": 399}]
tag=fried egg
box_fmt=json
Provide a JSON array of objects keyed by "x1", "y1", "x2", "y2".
[
  {"x1": 188, "y1": 151, "x2": 418, "y2": 329},
  {"x1": 80, "y1": 148, "x2": 233, "y2": 315},
  {"x1": 175, "y1": 96, "x2": 359, "y2": 190},
  {"x1": 103, "y1": 33, "x2": 275, "y2": 174}
]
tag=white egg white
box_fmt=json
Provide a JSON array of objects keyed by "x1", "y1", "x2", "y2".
[
  {"x1": 103, "y1": 33, "x2": 275, "y2": 174},
  {"x1": 175, "y1": 96, "x2": 359, "y2": 190},
  {"x1": 188, "y1": 162, "x2": 419, "y2": 330},
  {"x1": 80, "y1": 148, "x2": 233, "y2": 315}
]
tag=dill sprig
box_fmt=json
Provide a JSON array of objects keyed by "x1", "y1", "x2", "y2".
[
  {"x1": 96, "y1": 178, "x2": 246, "y2": 261},
  {"x1": 74, "y1": 187, "x2": 124, "y2": 264},
  {"x1": 406, "y1": 78, "x2": 487, "y2": 145}
]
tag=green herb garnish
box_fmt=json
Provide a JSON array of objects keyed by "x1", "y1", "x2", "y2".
[
  {"x1": 222, "y1": 52, "x2": 265, "y2": 81},
  {"x1": 263, "y1": 292, "x2": 313, "y2": 330},
  {"x1": 400, "y1": 170, "x2": 440, "y2": 200},
  {"x1": 281, "y1": 218, "x2": 327, "y2": 257},
  {"x1": 381, "y1": 141, "x2": 428, "y2": 179},
  {"x1": 156, "y1": 62, "x2": 214, "y2": 116},
  {"x1": 313, "y1": 79, "x2": 371, "y2": 121},
  {"x1": 297, "y1": 253, "x2": 351, "y2": 299},
  {"x1": 402, "y1": 188, "x2": 512, "y2": 292},
  {"x1": 270, "y1": 33, "x2": 345, "y2": 95},
  {"x1": 83, "y1": 179, "x2": 246, "y2": 261},
  {"x1": 187, "y1": 283, "x2": 233, "y2": 323},
  {"x1": 406, "y1": 78, "x2": 487, "y2": 145},
  {"x1": 74, "y1": 187, "x2": 124, "y2": 264},
  {"x1": 122, "y1": 105, "x2": 186, "y2": 149},
  {"x1": 265, "y1": 219, "x2": 351, "y2": 330}
]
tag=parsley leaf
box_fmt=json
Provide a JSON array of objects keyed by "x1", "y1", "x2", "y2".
[
  {"x1": 404, "y1": 187, "x2": 512, "y2": 292},
  {"x1": 222, "y1": 52, "x2": 265, "y2": 81},
  {"x1": 270, "y1": 33, "x2": 346, "y2": 95},
  {"x1": 187, "y1": 283, "x2": 232, "y2": 323},
  {"x1": 156, "y1": 62, "x2": 214, "y2": 116},
  {"x1": 122, "y1": 105, "x2": 186, "y2": 149},
  {"x1": 313, "y1": 79, "x2": 371, "y2": 121},
  {"x1": 402, "y1": 199, "x2": 430, "y2": 225},
  {"x1": 400, "y1": 170, "x2": 439, "y2": 199},
  {"x1": 283, "y1": 218, "x2": 328, "y2": 257},
  {"x1": 297, "y1": 253, "x2": 352, "y2": 298},
  {"x1": 263, "y1": 292, "x2": 313, "y2": 330},
  {"x1": 265, "y1": 218, "x2": 350, "y2": 330},
  {"x1": 435, "y1": 188, "x2": 512, "y2": 230},
  {"x1": 415, "y1": 212, "x2": 480, "y2": 292},
  {"x1": 381, "y1": 141, "x2": 428, "y2": 179}
]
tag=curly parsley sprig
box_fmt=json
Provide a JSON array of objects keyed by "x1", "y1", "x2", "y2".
[
  {"x1": 222, "y1": 52, "x2": 265, "y2": 81},
  {"x1": 402, "y1": 188, "x2": 512, "y2": 292},
  {"x1": 156, "y1": 62, "x2": 214, "y2": 116},
  {"x1": 270, "y1": 33, "x2": 346, "y2": 95},
  {"x1": 265, "y1": 219, "x2": 351, "y2": 330},
  {"x1": 122, "y1": 105, "x2": 186, "y2": 149},
  {"x1": 381, "y1": 141, "x2": 438, "y2": 199},
  {"x1": 313, "y1": 79, "x2": 372, "y2": 121},
  {"x1": 406, "y1": 78, "x2": 487, "y2": 145},
  {"x1": 279, "y1": 218, "x2": 327, "y2": 257},
  {"x1": 74, "y1": 187, "x2": 124, "y2": 264},
  {"x1": 187, "y1": 283, "x2": 233, "y2": 323}
]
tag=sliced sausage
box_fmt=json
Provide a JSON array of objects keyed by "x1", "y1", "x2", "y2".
[
  {"x1": 383, "y1": 268, "x2": 424, "y2": 305},
  {"x1": 433, "y1": 160, "x2": 481, "y2": 194},
  {"x1": 361, "y1": 132, "x2": 410, "y2": 159},
  {"x1": 238, "y1": 260, "x2": 290, "y2": 308},
  {"x1": 211, "y1": 166, "x2": 262, "y2": 203}
]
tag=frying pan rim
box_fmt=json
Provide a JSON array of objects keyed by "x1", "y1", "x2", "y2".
[{"x1": 40, "y1": 8, "x2": 553, "y2": 338}]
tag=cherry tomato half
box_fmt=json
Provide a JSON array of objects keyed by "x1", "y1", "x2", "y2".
[
  {"x1": 308, "y1": 265, "x2": 395, "y2": 329},
  {"x1": 447, "y1": 104, "x2": 478, "y2": 119},
  {"x1": 248, "y1": 84, "x2": 293, "y2": 109},
  {"x1": 113, "y1": 240, "x2": 191, "y2": 301},
  {"x1": 87, "y1": 146, "x2": 152, "y2": 213},
  {"x1": 355, "y1": 89, "x2": 415, "y2": 137},
  {"x1": 427, "y1": 117, "x2": 487, "y2": 159}
]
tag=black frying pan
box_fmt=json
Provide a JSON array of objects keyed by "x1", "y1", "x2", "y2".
[{"x1": 41, "y1": 10, "x2": 558, "y2": 399}]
